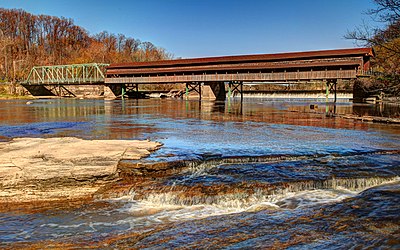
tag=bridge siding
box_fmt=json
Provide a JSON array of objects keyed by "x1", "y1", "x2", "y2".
[
  {"x1": 105, "y1": 61, "x2": 361, "y2": 75},
  {"x1": 105, "y1": 69, "x2": 357, "y2": 84}
]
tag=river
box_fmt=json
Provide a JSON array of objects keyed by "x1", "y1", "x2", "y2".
[{"x1": 0, "y1": 98, "x2": 399, "y2": 248}]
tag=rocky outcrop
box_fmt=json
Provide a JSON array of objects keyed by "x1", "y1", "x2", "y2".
[{"x1": 0, "y1": 137, "x2": 162, "y2": 203}]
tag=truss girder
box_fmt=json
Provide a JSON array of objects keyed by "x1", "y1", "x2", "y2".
[{"x1": 24, "y1": 63, "x2": 109, "y2": 85}]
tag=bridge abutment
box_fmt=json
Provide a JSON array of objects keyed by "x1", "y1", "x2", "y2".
[
  {"x1": 23, "y1": 84, "x2": 106, "y2": 98},
  {"x1": 22, "y1": 85, "x2": 56, "y2": 97},
  {"x1": 207, "y1": 82, "x2": 226, "y2": 101},
  {"x1": 104, "y1": 84, "x2": 123, "y2": 99}
]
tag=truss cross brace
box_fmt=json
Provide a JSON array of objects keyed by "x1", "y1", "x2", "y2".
[
  {"x1": 185, "y1": 82, "x2": 202, "y2": 100},
  {"x1": 228, "y1": 81, "x2": 244, "y2": 101}
]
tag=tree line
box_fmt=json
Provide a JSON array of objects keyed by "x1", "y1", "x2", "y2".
[{"x1": 0, "y1": 8, "x2": 173, "y2": 82}]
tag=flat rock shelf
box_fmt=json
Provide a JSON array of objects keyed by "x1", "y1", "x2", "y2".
[{"x1": 0, "y1": 137, "x2": 162, "y2": 203}]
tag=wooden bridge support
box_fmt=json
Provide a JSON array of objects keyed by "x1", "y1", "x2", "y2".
[
  {"x1": 325, "y1": 79, "x2": 337, "y2": 115},
  {"x1": 105, "y1": 83, "x2": 142, "y2": 99},
  {"x1": 127, "y1": 83, "x2": 139, "y2": 93},
  {"x1": 326, "y1": 79, "x2": 337, "y2": 103},
  {"x1": 228, "y1": 81, "x2": 244, "y2": 102},
  {"x1": 185, "y1": 82, "x2": 202, "y2": 100},
  {"x1": 124, "y1": 83, "x2": 140, "y2": 98},
  {"x1": 185, "y1": 81, "x2": 243, "y2": 101}
]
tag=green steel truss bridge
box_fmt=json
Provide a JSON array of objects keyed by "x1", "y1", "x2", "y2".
[{"x1": 23, "y1": 63, "x2": 109, "y2": 85}]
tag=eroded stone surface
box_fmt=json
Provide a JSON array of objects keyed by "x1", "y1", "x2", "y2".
[{"x1": 0, "y1": 137, "x2": 161, "y2": 202}]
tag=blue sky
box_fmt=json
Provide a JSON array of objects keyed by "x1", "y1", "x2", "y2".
[{"x1": 0, "y1": 0, "x2": 377, "y2": 58}]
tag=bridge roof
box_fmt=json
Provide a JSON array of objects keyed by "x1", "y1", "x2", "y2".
[
  {"x1": 107, "y1": 48, "x2": 374, "y2": 70},
  {"x1": 107, "y1": 60, "x2": 362, "y2": 75}
]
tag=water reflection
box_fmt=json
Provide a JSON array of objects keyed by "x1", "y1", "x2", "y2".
[
  {"x1": 1, "y1": 98, "x2": 400, "y2": 142},
  {"x1": 353, "y1": 102, "x2": 400, "y2": 117},
  {"x1": 289, "y1": 100, "x2": 400, "y2": 118}
]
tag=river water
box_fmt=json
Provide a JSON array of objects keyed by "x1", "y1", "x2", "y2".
[{"x1": 0, "y1": 98, "x2": 399, "y2": 248}]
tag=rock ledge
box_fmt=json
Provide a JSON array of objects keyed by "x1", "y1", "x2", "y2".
[{"x1": 0, "y1": 137, "x2": 162, "y2": 202}]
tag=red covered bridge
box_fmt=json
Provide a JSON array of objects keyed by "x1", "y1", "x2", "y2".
[{"x1": 105, "y1": 47, "x2": 374, "y2": 101}]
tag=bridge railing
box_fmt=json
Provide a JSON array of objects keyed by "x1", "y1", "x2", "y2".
[
  {"x1": 358, "y1": 70, "x2": 385, "y2": 77},
  {"x1": 24, "y1": 63, "x2": 109, "y2": 85}
]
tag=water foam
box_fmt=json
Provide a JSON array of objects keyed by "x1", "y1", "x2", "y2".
[
  {"x1": 133, "y1": 176, "x2": 399, "y2": 210},
  {"x1": 107, "y1": 177, "x2": 399, "y2": 228}
]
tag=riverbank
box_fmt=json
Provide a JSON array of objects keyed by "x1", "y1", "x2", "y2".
[
  {"x1": 0, "y1": 93, "x2": 33, "y2": 99},
  {"x1": 0, "y1": 137, "x2": 162, "y2": 205}
]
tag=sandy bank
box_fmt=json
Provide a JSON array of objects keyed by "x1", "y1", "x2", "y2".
[{"x1": 0, "y1": 137, "x2": 162, "y2": 203}]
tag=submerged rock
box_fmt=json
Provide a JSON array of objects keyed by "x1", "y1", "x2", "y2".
[{"x1": 0, "y1": 137, "x2": 162, "y2": 203}]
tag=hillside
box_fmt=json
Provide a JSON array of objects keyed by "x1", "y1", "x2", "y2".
[{"x1": 0, "y1": 8, "x2": 173, "y2": 83}]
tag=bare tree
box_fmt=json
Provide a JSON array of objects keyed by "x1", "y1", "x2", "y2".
[
  {"x1": 346, "y1": 0, "x2": 400, "y2": 74},
  {"x1": 346, "y1": 0, "x2": 400, "y2": 48},
  {"x1": 367, "y1": 0, "x2": 400, "y2": 23},
  {"x1": 347, "y1": 0, "x2": 400, "y2": 95}
]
